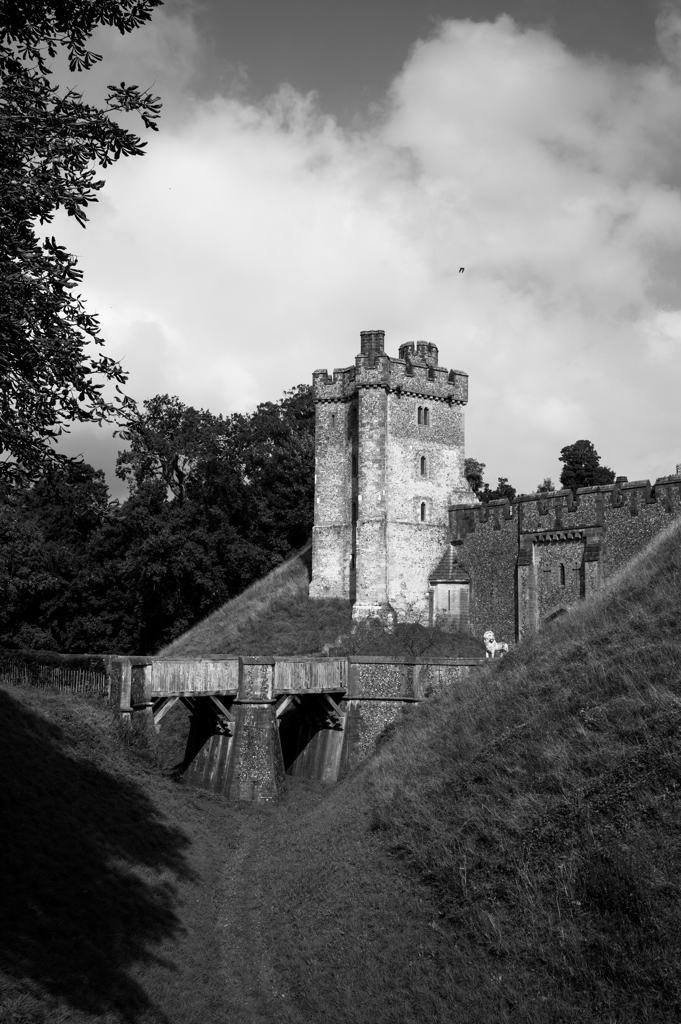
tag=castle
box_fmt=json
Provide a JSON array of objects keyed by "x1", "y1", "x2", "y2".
[{"x1": 309, "y1": 330, "x2": 681, "y2": 642}]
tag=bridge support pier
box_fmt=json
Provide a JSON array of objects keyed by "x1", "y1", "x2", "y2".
[{"x1": 184, "y1": 701, "x2": 284, "y2": 802}]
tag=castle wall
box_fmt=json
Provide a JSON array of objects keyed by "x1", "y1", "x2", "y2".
[
  {"x1": 450, "y1": 475, "x2": 681, "y2": 645},
  {"x1": 355, "y1": 387, "x2": 389, "y2": 615},
  {"x1": 450, "y1": 501, "x2": 518, "y2": 643},
  {"x1": 601, "y1": 478, "x2": 681, "y2": 578},
  {"x1": 309, "y1": 399, "x2": 354, "y2": 600},
  {"x1": 384, "y1": 391, "x2": 466, "y2": 617}
]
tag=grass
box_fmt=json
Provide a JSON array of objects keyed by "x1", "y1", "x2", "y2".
[
  {"x1": 4, "y1": 520, "x2": 680, "y2": 1022},
  {"x1": 364, "y1": 514, "x2": 681, "y2": 1020},
  {"x1": 0, "y1": 683, "x2": 238, "y2": 1024},
  {"x1": 158, "y1": 539, "x2": 484, "y2": 659}
]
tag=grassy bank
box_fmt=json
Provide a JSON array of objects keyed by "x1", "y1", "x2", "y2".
[
  {"x1": 4, "y1": 520, "x2": 679, "y2": 1022},
  {"x1": 0, "y1": 683, "x2": 238, "y2": 1024}
]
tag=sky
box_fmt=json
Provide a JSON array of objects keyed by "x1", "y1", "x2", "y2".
[{"x1": 52, "y1": 0, "x2": 681, "y2": 498}]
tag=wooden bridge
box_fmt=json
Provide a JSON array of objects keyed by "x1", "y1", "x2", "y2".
[
  {"x1": 0, "y1": 649, "x2": 485, "y2": 801},
  {"x1": 109, "y1": 654, "x2": 485, "y2": 801}
]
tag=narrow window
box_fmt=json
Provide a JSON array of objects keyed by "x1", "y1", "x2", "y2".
[
  {"x1": 448, "y1": 590, "x2": 451, "y2": 611},
  {"x1": 352, "y1": 455, "x2": 358, "y2": 477},
  {"x1": 423, "y1": 407, "x2": 430, "y2": 426},
  {"x1": 420, "y1": 456, "x2": 427, "y2": 477},
  {"x1": 331, "y1": 412, "x2": 336, "y2": 428},
  {"x1": 352, "y1": 502, "x2": 357, "y2": 522},
  {"x1": 420, "y1": 502, "x2": 426, "y2": 522},
  {"x1": 427, "y1": 366, "x2": 435, "y2": 380},
  {"x1": 350, "y1": 553, "x2": 355, "y2": 570},
  {"x1": 560, "y1": 563, "x2": 566, "y2": 586},
  {"x1": 417, "y1": 406, "x2": 423, "y2": 425}
]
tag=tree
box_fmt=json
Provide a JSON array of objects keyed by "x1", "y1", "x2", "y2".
[
  {"x1": 0, "y1": 0, "x2": 162, "y2": 481},
  {"x1": 116, "y1": 395, "x2": 228, "y2": 504},
  {"x1": 559, "y1": 440, "x2": 615, "y2": 492},
  {"x1": 479, "y1": 477, "x2": 517, "y2": 504},
  {"x1": 536, "y1": 477, "x2": 554, "y2": 493},
  {"x1": 464, "y1": 457, "x2": 485, "y2": 494}
]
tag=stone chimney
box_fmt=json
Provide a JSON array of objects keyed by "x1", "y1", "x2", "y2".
[{"x1": 359, "y1": 330, "x2": 385, "y2": 366}]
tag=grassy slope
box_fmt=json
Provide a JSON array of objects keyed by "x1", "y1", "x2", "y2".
[
  {"x1": 5, "y1": 520, "x2": 680, "y2": 1023},
  {"x1": 240, "y1": 517, "x2": 681, "y2": 1023},
  {"x1": 0, "y1": 684, "x2": 239, "y2": 1024},
  {"x1": 159, "y1": 540, "x2": 484, "y2": 660}
]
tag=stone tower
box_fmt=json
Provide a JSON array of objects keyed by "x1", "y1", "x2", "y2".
[{"x1": 309, "y1": 330, "x2": 471, "y2": 621}]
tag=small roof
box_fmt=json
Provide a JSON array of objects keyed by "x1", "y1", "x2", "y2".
[{"x1": 429, "y1": 544, "x2": 471, "y2": 585}]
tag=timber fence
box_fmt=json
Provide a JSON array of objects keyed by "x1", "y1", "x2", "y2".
[{"x1": 0, "y1": 650, "x2": 110, "y2": 696}]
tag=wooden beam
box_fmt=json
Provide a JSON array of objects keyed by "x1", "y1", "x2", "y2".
[
  {"x1": 207, "y1": 694, "x2": 234, "y2": 720},
  {"x1": 152, "y1": 695, "x2": 180, "y2": 727},
  {"x1": 274, "y1": 694, "x2": 298, "y2": 717},
  {"x1": 318, "y1": 693, "x2": 344, "y2": 728}
]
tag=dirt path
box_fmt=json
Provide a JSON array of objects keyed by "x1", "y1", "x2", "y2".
[{"x1": 216, "y1": 804, "x2": 299, "y2": 1024}]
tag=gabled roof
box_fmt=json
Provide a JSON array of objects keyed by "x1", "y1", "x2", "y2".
[{"x1": 429, "y1": 544, "x2": 471, "y2": 584}]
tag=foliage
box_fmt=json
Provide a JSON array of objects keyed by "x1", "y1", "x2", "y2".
[
  {"x1": 464, "y1": 456, "x2": 485, "y2": 493},
  {"x1": 0, "y1": 386, "x2": 316, "y2": 654},
  {"x1": 0, "y1": 0, "x2": 162, "y2": 481},
  {"x1": 536, "y1": 476, "x2": 554, "y2": 493},
  {"x1": 559, "y1": 439, "x2": 616, "y2": 492},
  {"x1": 478, "y1": 475, "x2": 516, "y2": 504}
]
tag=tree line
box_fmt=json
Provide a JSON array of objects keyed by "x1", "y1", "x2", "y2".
[
  {"x1": 465, "y1": 439, "x2": 615, "y2": 503},
  {"x1": 0, "y1": 388, "x2": 315, "y2": 654}
]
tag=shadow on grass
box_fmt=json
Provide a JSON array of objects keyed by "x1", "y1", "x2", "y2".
[{"x1": 0, "y1": 688, "x2": 194, "y2": 1022}]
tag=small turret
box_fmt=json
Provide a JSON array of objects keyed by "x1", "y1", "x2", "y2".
[{"x1": 398, "y1": 340, "x2": 439, "y2": 367}]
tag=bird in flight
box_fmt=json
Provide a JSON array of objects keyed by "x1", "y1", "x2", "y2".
[{"x1": 459, "y1": 267, "x2": 465, "y2": 273}]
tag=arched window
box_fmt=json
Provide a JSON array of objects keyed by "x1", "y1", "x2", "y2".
[
  {"x1": 351, "y1": 455, "x2": 358, "y2": 477},
  {"x1": 417, "y1": 406, "x2": 423, "y2": 425},
  {"x1": 423, "y1": 407, "x2": 430, "y2": 426},
  {"x1": 420, "y1": 502, "x2": 426, "y2": 522},
  {"x1": 559, "y1": 563, "x2": 566, "y2": 586},
  {"x1": 331, "y1": 412, "x2": 336, "y2": 429},
  {"x1": 420, "y1": 456, "x2": 427, "y2": 477}
]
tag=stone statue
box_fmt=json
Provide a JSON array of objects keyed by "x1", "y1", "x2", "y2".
[{"x1": 483, "y1": 630, "x2": 509, "y2": 658}]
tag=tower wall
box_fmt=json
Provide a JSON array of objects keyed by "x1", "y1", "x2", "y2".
[
  {"x1": 309, "y1": 398, "x2": 354, "y2": 601},
  {"x1": 354, "y1": 386, "x2": 389, "y2": 616},
  {"x1": 310, "y1": 331, "x2": 471, "y2": 621},
  {"x1": 385, "y1": 390, "x2": 467, "y2": 618}
]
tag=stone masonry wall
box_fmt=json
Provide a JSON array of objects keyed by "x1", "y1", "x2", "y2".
[
  {"x1": 450, "y1": 474, "x2": 681, "y2": 644},
  {"x1": 309, "y1": 397, "x2": 354, "y2": 600},
  {"x1": 355, "y1": 387, "x2": 389, "y2": 614},
  {"x1": 310, "y1": 330, "x2": 471, "y2": 620},
  {"x1": 385, "y1": 390, "x2": 468, "y2": 618}
]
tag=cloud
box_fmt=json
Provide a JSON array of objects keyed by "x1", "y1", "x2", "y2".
[
  {"x1": 54, "y1": 10, "x2": 681, "y2": 495},
  {"x1": 656, "y1": 2, "x2": 681, "y2": 70}
]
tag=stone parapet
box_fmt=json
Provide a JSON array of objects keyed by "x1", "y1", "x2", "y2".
[
  {"x1": 449, "y1": 475, "x2": 681, "y2": 538},
  {"x1": 313, "y1": 356, "x2": 468, "y2": 404}
]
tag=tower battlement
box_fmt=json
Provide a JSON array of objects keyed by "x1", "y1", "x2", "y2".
[{"x1": 312, "y1": 331, "x2": 468, "y2": 405}]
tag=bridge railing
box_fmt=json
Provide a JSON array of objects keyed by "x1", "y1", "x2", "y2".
[{"x1": 0, "y1": 648, "x2": 488, "y2": 712}]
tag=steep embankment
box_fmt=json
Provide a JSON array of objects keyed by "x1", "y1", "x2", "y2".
[
  {"x1": 4, "y1": 520, "x2": 679, "y2": 1024},
  {"x1": 159, "y1": 542, "x2": 350, "y2": 658},
  {"x1": 255, "y1": 516, "x2": 681, "y2": 1022},
  {"x1": 0, "y1": 684, "x2": 239, "y2": 1024}
]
